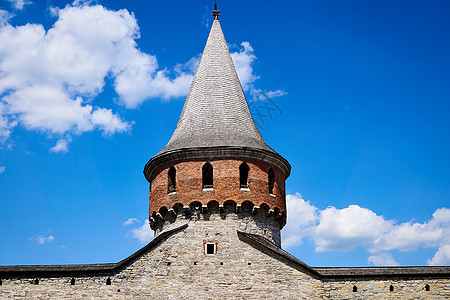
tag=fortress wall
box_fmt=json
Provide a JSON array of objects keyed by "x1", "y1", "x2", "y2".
[
  {"x1": 0, "y1": 217, "x2": 449, "y2": 299},
  {"x1": 0, "y1": 216, "x2": 319, "y2": 299},
  {"x1": 321, "y1": 278, "x2": 450, "y2": 299}
]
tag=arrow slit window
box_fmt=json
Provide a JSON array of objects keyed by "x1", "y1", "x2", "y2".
[
  {"x1": 240, "y1": 162, "x2": 249, "y2": 189},
  {"x1": 168, "y1": 166, "x2": 176, "y2": 193},
  {"x1": 202, "y1": 162, "x2": 213, "y2": 189},
  {"x1": 268, "y1": 168, "x2": 275, "y2": 194}
]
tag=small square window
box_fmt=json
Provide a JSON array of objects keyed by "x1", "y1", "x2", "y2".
[{"x1": 205, "y1": 242, "x2": 216, "y2": 255}]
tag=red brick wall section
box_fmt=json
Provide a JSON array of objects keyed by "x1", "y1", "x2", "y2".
[{"x1": 149, "y1": 158, "x2": 286, "y2": 218}]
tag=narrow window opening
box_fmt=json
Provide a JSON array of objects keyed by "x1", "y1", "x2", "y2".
[
  {"x1": 167, "y1": 262, "x2": 171, "y2": 266},
  {"x1": 205, "y1": 243, "x2": 215, "y2": 255},
  {"x1": 202, "y1": 162, "x2": 213, "y2": 189},
  {"x1": 220, "y1": 262, "x2": 223, "y2": 265},
  {"x1": 193, "y1": 262, "x2": 197, "y2": 265},
  {"x1": 239, "y1": 162, "x2": 249, "y2": 189},
  {"x1": 389, "y1": 285, "x2": 394, "y2": 292},
  {"x1": 268, "y1": 168, "x2": 275, "y2": 194},
  {"x1": 34, "y1": 278, "x2": 39, "y2": 285},
  {"x1": 425, "y1": 284, "x2": 430, "y2": 291},
  {"x1": 117, "y1": 289, "x2": 121, "y2": 292},
  {"x1": 352, "y1": 285, "x2": 357, "y2": 292},
  {"x1": 106, "y1": 277, "x2": 111, "y2": 285},
  {"x1": 248, "y1": 262, "x2": 252, "y2": 266},
  {"x1": 70, "y1": 278, "x2": 75, "y2": 285},
  {"x1": 0, "y1": 279, "x2": 2, "y2": 285},
  {"x1": 168, "y1": 166, "x2": 176, "y2": 193}
]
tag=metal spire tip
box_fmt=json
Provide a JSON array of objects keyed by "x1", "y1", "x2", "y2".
[{"x1": 212, "y1": 0, "x2": 220, "y2": 20}]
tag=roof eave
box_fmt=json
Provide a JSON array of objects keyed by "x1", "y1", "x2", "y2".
[{"x1": 143, "y1": 146, "x2": 291, "y2": 182}]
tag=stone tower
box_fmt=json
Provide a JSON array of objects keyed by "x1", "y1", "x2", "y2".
[
  {"x1": 144, "y1": 11, "x2": 290, "y2": 247},
  {"x1": 1, "y1": 7, "x2": 449, "y2": 299}
]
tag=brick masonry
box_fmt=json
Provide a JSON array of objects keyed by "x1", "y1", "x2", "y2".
[{"x1": 149, "y1": 157, "x2": 286, "y2": 220}]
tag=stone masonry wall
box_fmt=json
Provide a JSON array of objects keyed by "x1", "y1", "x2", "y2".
[
  {"x1": 321, "y1": 278, "x2": 450, "y2": 299},
  {"x1": 153, "y1": 203, "x2": 283, "y2": 246},
  {"x1": 1, "y1": 216, "x2": 448, "y2": 299},
  {"x1": 0, "y1": 216, "x2": 319, "y2": 299}
]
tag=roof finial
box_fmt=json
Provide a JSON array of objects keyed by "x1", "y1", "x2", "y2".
[{"x1": 212, "y1": 0, "x2": 220, "y2": 20}]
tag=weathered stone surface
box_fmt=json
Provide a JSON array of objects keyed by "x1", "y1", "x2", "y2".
[{"x1": 1, "y1": 217, "x2": 448, "y2": 299}]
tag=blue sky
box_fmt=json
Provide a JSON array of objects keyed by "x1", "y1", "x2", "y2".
[{"x1": 0, "y1": 0, "x2": 449, "y2": 267}]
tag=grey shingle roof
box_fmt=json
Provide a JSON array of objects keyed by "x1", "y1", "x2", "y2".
[{"x1": 157, "y1": 19, "x2": 276, "y2": 157}]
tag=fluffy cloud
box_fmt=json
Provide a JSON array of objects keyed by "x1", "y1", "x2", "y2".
[
  {"x1": 283, "y1": 193, "x2": 450, "y2": 265},
  {"x1": 371, "y1": 208, "x2": 450, "y2": 252},
  {"x1": 231, "y1": 42, "x2": 286, "y2": 102},
  {"x1": 282, "y1": 193, "x2": 318, "y2": 248},
  {"x1": 0, "y1": 10, "x2": 12, "y2": 26},
  {"x1": 313, "y1": 205, "x2": 392, "y2": 252},
  {"x1": 72, "y1": 0, "x2": 96, "y2": 6},
  {"x1": 123, "y1": 217, "x2": 139, "y2": 226},
  {"x1": 0, "y1": 166, "x2": 5, "y2": 174},
  {"x1": 368, "y1": 252, "x2": 400, "y2": 266},
  {"x1": 130, "y1": 219, "x2": 153, "y2": 243},
  {"x1": 0, "y1": 4, "x2": 284, "y2": 151},
  {"x1": 230, "y1": 42, "x2": 258, "y2": 90},
  {"x1": 0, "y1": 102, "x2": 13, "y2": 142},
  {"x1": 0, "y1": 4, "x2": 140, "y2": 146},
  {"x1": 8, "y1": 0, "x2": 31, "y2": 10},
  {"x1": 428, "y1": 244, "x2": 450, "y2": 265},
  {"x1": 50, "y1": 135, "x2": 72, "y2": 153}
]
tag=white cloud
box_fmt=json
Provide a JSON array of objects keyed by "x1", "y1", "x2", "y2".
[
  {"x1": 283, "y1": 194, "x2": 450, "y2": 265},
  {"x1": 72, "y1": 0, "x2": 96, "y2": 6},
  {"x1": 0, "y1": 4, "x2": 147, "y2": 146},
  {"x1": 282, "y1": 193, "x2": 318, "y2": 249},
  {"x1": 130, "y1": 219, "x2": 153, "y2": 243},
  {"x1": 231, "y1": 42, "x2": 287, "y2": 102},
  {"x1": 428, "y1": 244, "x2": 450, "y2": 265},
  {"x1": 368, "y1": 252, "x2": 400, "y2": 266},
  {"x1": 48, "y1": 6, "x2": 60, "y2": 17},
  {"x1": 250, "y1": 88, "x2": 287, "y2": 102},
  {"x1": 0, "y1": 10, "x2": 12, "y2": 26},
  {"x1": 313, "y1": 205, "x2": 392, "y2": 252},
  {"x1": 8, "y1": 0, "x2": 31, "y2": 10},
  {"x1": 123, "y1": 217, "x2": 139, "y2": 226},
  {"x1": 231, "y1": 42, "x2": 258, "y2": 91},
  {"x1": 50, "y1": 135, "x2": 72, "y2": 153},
  {"x1": 370, "y1": 208, "x2": 450, "y2": 253},
  {"x1": 0, "y1": 166, "x2": 5, "y2": 174},
  {"x1": 371, "y1": 221, "x2": 443, "y2": 252},
  {"x1": 0, "y1": 6, "x2": 282, "y2": 149},
  {"x1": 114, "y1": 65, "x2": 194, "y2": 108},
  {"x1": 36, "y1": 235, "x2": 55, "y2": 244},
  {"x1": 0, "y1": 99, "x2": 13, "y2": 143},
  {"x1": 91, "y1": 108, "x2": 133, "y2": 135}
]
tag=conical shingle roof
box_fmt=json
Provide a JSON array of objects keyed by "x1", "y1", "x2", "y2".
[{"x1": 157, "y1": 19, "x2": 276, "y2": 156}]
